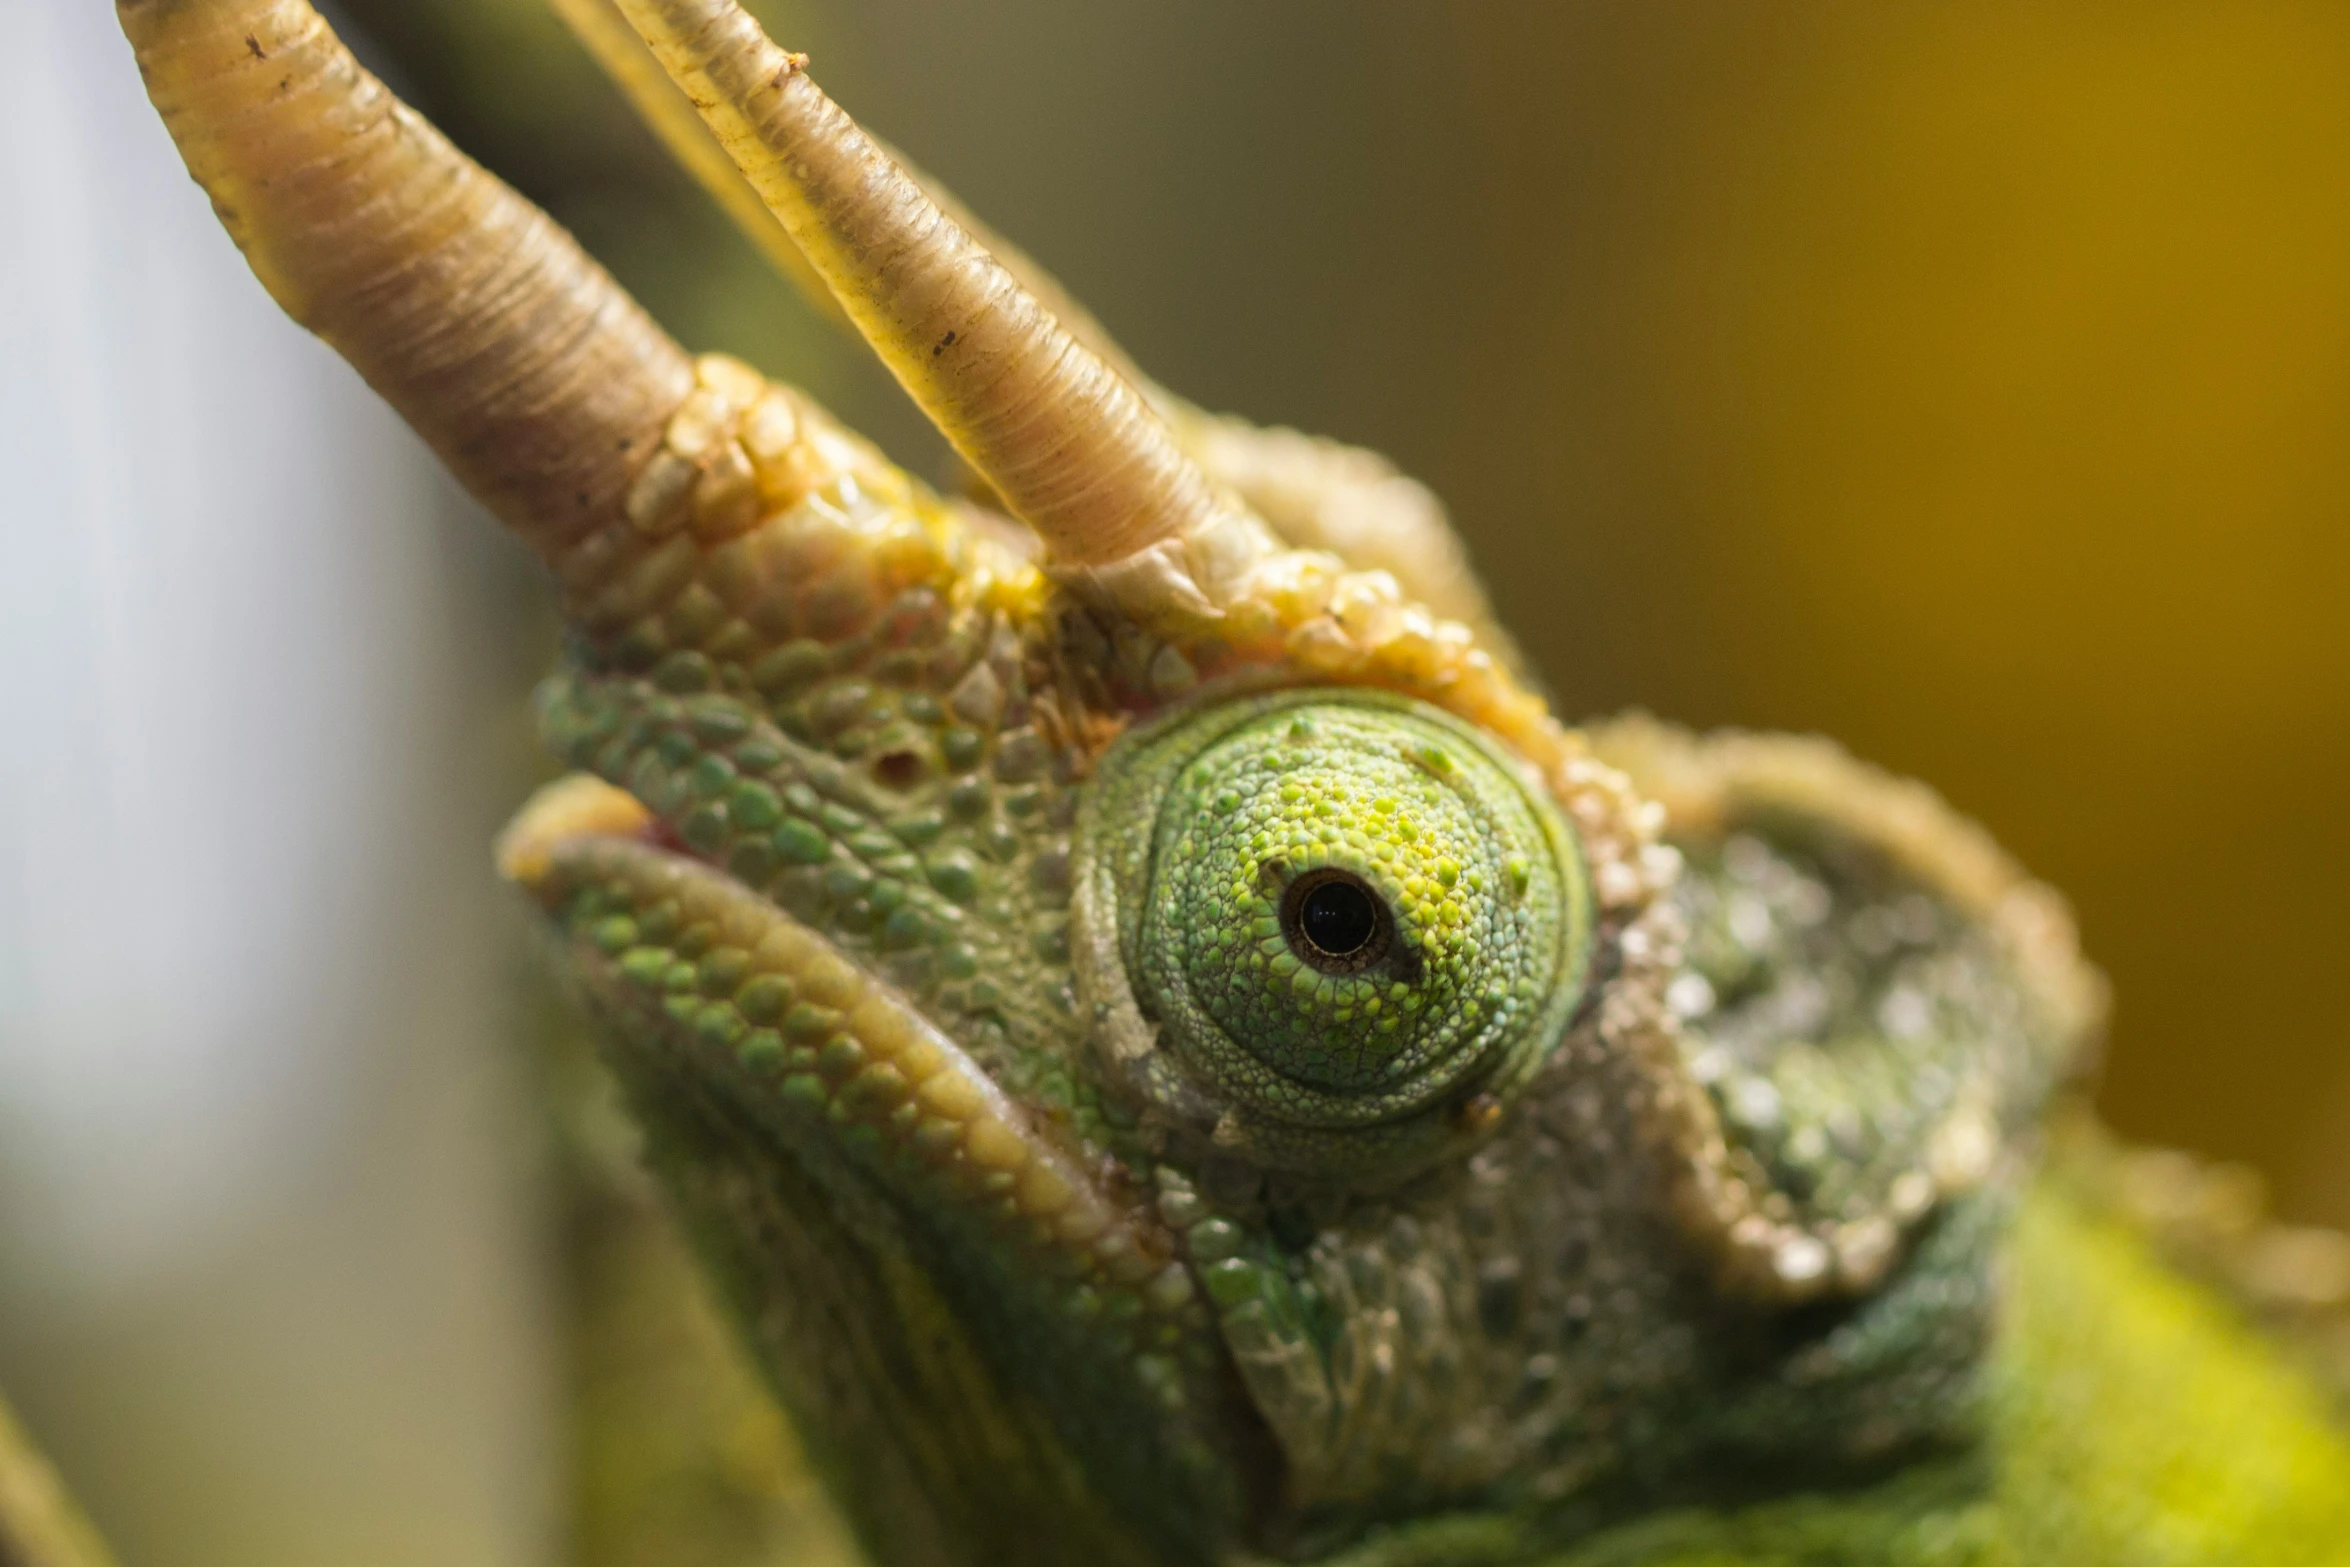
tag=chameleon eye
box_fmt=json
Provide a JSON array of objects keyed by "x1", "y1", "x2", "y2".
[
  {"x1": 1079, "y1": 689, "x2": 1593, "y2": 1160},
  {"x1": 1289, "y1": 871, "x2": 1387, "y2": 969}
]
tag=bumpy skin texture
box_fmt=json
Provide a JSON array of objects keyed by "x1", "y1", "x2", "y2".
[
  {"x1": 1082, "y1": 690, "x2": 1591, "y2": 1166},
  {"x1": 1328, "y1": 1188, "x2": 2350, "y2": 1567},
  {"x1": 503, "y1": 364, "x2": 2350, "y2": 1565},
  {"x1": 118, "y1": 4, "x2": 2350, "y2": 1562}
]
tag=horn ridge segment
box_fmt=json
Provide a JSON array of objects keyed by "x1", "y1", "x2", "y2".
[
  {"x1": 609, "y1": 0, "x2": 1249, "y2": 576},
  {"x1": 118, "y1": 0, "x2": 694, "y2": 556},
  {"x1": 541, "y1": 0, "x2": 851, "y2": 331}
]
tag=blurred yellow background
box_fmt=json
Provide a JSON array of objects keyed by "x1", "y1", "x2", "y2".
[{"x1": 3, "y1": 4, "x2": 2345, "y2": 1565}]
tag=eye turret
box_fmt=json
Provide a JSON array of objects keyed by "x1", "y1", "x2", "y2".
[{"x1": 1077, "y1": 689, "x2": 1593, "y2": 1175}]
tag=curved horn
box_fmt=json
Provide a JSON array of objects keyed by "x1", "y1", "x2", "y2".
[
  {"x1": 539, "y1": 0, "x2": 848, "y2": 335},
  {"x1": 609, "y1": 0, "x2": 1235, "y2": 569},
  {"x1": 118, "y1": 0, "x2": 693, "y2": 557},
  {"x1": 545, "y1": 0, "x2": 1150, "y2": 386}
]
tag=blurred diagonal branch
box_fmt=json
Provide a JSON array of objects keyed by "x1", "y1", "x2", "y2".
[{"x1": 0, "y1": 1392, "x2": 119, "y2": 1567}]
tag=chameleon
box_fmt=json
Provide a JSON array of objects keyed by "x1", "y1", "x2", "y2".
[{"x1": 90, "y1": 0, "x2": 2350, "y2": 1563}]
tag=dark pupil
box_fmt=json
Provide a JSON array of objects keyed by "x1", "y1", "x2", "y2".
[{"x1": 1300, "y1": 879, "x2": 1378, "y2": 957}]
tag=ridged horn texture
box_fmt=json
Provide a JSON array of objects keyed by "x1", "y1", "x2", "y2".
[
  {"x1": 541, "y1": 0, "x2": 848, "y2": 332},
  {"x1": 611, "y1": 0, "x2": 1236, "y2": 568},
  {"x1": 119, "y1": 0, "x2": 694, "y2": 557}
]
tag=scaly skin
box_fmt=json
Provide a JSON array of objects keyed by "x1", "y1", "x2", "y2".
[
  {"x1": 1316, "y1": 1187, "x2": 2350, "y2": 1567},
  {"x1": 113, "y1": 1, "x2": 2350, "y2": 1563},
  {"x1": 495, "y1": 352, "x2": 2350, "y2": 1564}
]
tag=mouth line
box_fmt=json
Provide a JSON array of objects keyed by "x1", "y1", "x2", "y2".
[
  {"x1": 498, "y1": 773, "x2": 1203, "y2": 1308},
  {"x1": 501, "y1": 771, "x2": 1297, "y2": 1543}
]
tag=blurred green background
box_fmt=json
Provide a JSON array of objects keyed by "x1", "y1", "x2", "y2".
[
  {"x1": 4, "y1": 3, "x2": 2346, "y2": 1565},
  {"x1": 358, "y1": 0, "x2": 2350, "y2": 1219}
]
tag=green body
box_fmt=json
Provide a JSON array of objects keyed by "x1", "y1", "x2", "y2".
[{"x1": 1340, "y1": 1184, "x2": 2350, "y2": 1566}]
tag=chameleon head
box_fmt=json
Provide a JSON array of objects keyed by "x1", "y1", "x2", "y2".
[{"x1": 126, "y1": 0, "x2": 2097, "y2": 1562}]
